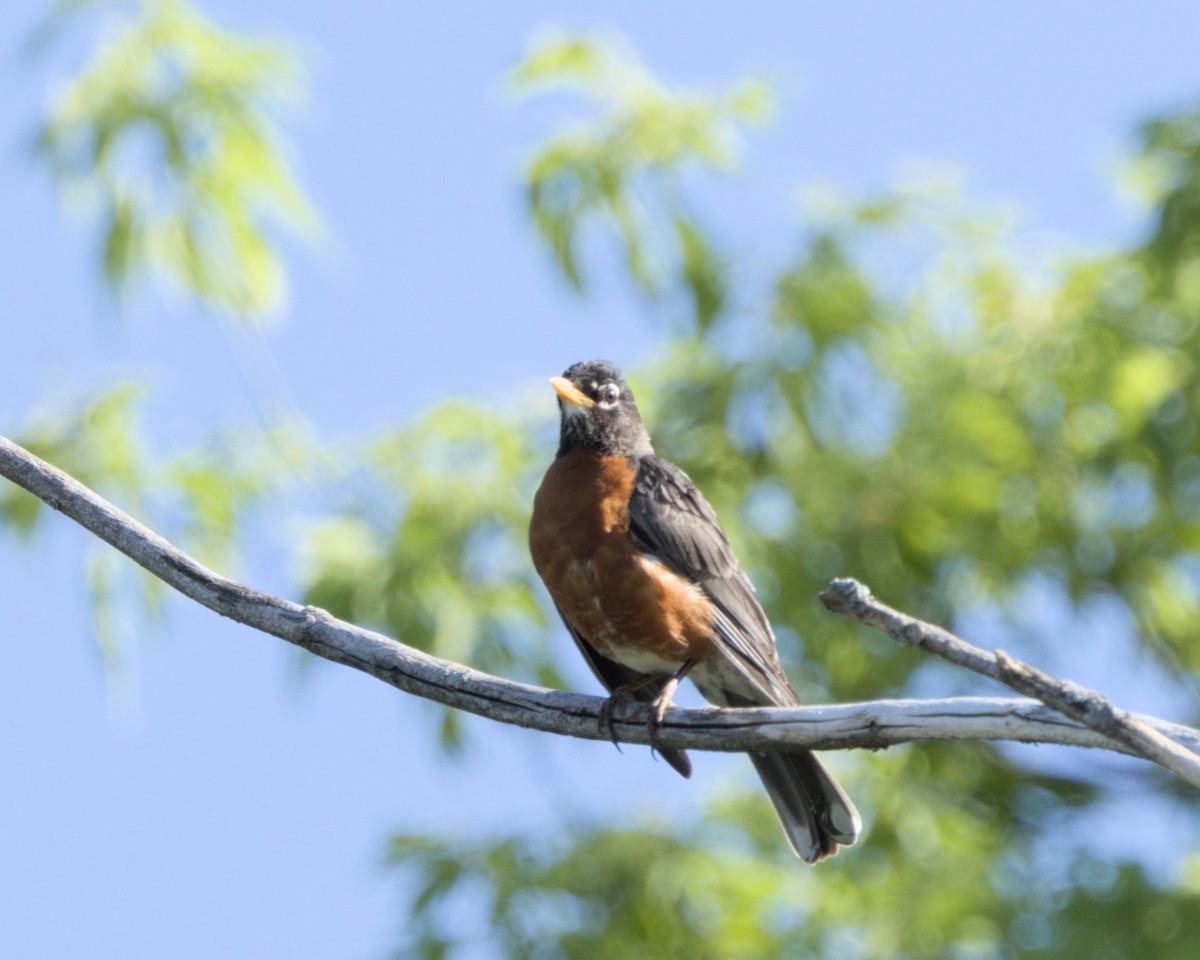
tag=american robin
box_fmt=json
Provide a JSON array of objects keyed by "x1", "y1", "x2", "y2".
[{"x1": 529, "y1": 359, "x2": 860, "y2": 863}]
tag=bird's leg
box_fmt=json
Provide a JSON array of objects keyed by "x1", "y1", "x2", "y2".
[
  {"x1": 597, "y1": 675, "x2": 661, "y2": 749},
  {"x1": 598, "y1": 659, "x2": 697, "y2": 752},
  {"x1": 646, "y1": 659, "x2": 697, "y2": 751}
]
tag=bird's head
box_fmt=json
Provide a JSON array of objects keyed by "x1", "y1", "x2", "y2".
[{"x1": 550, "y1": 359, "x2": 653, "y2": 458}]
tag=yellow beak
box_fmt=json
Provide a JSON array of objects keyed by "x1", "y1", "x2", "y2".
[{"x1": 550, "y1": 376, "x2": 595, "y2": 409}]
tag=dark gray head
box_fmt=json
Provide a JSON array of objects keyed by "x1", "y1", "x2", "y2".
[{"x1": 550, "y1": 359, "x2": 653, "y2": 458}]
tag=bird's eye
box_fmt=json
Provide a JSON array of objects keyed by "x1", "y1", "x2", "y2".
[{"x1": 600, "y1": 383, "x2": 621, "y2": 404}]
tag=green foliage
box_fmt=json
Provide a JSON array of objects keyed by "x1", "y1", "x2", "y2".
[
  {"x1": 299, "y1": 402, "x2": 557, "y2": 748},
  {"x1": 512, "y1": 32, "x2": 767, "y2": 327},
  {"x1": 1, "y1": 383, "x2": 153, "y2": 536},
  {"x1": 375, "y1": 36, "x2": 1200, "y2": 959},
  {"x1": 0, "y1": 384, "x2": 308, "y2": 678},
  {"x1": 16, "y1": 16, "x2": 1200, "y2": 959},
  {"x1": 390, "y1": 750, "x2": 1118, "y2": 960},
  {"x1": 34, "y1": 0, "x2": 319, "y2": 317},
  {"x1": 1137, "y1": 102, "x2": 1200, "y2": 307},
  {"x1": 1017, "y1": 860, "x2": 1200, "y2": 959}
]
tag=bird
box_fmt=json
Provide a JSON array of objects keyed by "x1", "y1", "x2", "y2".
[{"x1": 528, "y1": 359, "x2": 860, "y2": 863}]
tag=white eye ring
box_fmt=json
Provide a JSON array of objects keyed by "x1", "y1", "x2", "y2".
[{"x1": 600, "y1": 383, "x2": 620, "y2": 405}]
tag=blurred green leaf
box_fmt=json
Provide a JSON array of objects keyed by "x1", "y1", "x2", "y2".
[
  {"x1": 364, "y1": 34, "x2": 1200, "y2": 959},
  {"x1": 15, "y1": 19, "x2": 1200, "y2": 959},
  {"x1": 34, "y1": 0, "x2": 321, "y2": 318},
  {"x1": 514, "y1": 32, "x2": 770, "y2": 327},
  {"x1": 299, "y1": 401, "x2": 560, "y2": 749},
  {"x1": 0, "y1": 385, "x2": 320, "y2": 686}
]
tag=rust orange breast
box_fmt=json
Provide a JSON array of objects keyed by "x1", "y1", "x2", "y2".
[{"x1": 530, "y1": 449, "x2": 715, "y2": 674}]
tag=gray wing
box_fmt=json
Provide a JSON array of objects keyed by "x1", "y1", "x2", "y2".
[{"x1": 627, "y1": 455, "x2": 796, "y2": 706}]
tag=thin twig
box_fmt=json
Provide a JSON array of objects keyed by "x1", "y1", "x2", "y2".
[
  {"x1": 819, "y1": 577, "x2": 1200, "y2": 788},
  {"x1": 3, "y1": 434, "x2": 1200, "y2": 768}
]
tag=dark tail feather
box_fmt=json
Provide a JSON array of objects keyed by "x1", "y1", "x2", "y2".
[
  {"x1": 658, "y1": 746, "x2": 692, "y2": 778},
  {"x1": 750, "y1": 750, "x2": 860, "y2": 863}
]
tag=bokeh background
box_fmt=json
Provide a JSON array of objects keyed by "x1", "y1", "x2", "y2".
[{"x1": 4, "y1": 2, "x2": 1200, "y2": 957}]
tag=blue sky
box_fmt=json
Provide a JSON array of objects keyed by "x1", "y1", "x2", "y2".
[{"x1": 4, "y1": 3, "x2": 1200, "y2": 957}]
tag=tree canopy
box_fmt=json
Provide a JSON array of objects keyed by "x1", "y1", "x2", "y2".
[{"x1": 5, "y1": 4, "x2": 1200, "y2": 958}]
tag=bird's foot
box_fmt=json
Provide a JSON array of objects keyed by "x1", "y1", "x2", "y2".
[
  {"x1": 644, "y1": 659, "x2": 697, "y2": 756},
  {"x1": 598, "y1": 660, "x2": 697, "y2": 754},
  {"x1": 644, "y1": 675, "x2": 681, "y2": 755},
  {"x1": 597, "y1": 678, "x2": 654, "y2": 750}
]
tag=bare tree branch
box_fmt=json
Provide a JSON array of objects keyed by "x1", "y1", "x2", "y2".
[
  {"x1": 819, "y1": 577, "x2": 1200, "y2": 787},
  {"x1": 3, "y1": 433, "x2": 1199, "y2": 774}
]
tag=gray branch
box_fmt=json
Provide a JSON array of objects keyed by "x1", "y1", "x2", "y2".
[
  {"x1": 820, "y1": 577, "x2": 1200, "y2": 787},
  {"x1": 3, "y1": 434, "x2": 1199, "y2": 773}
]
